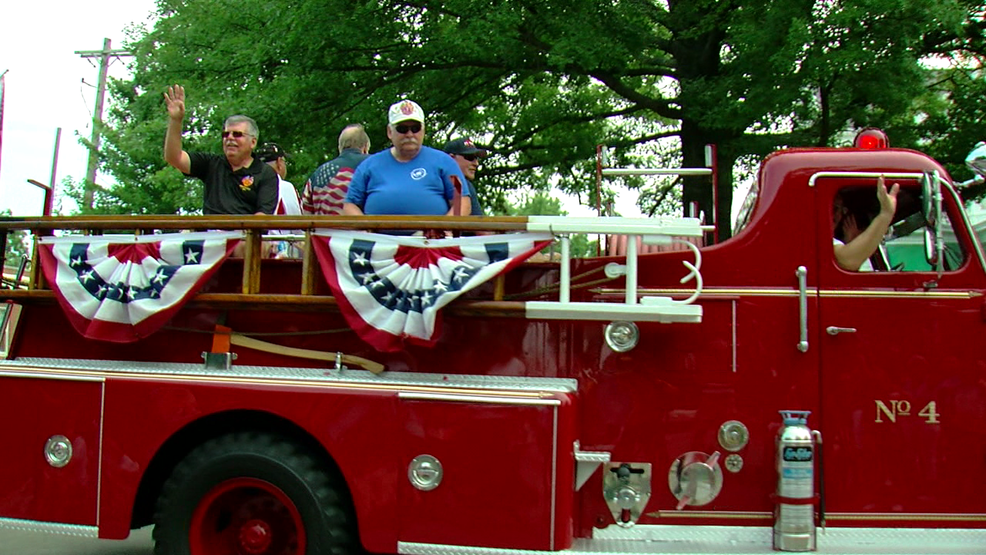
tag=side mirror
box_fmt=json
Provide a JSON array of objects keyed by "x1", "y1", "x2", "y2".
[
  {"x1": 924, "y1": 228, "x2": 938, "y2": 266},
  {"x1": 921, "y1": 171, "x2": 945, "y2": 278},
  {"x1": 921, "y1": 171, "x2": 937, "y2": 228}
]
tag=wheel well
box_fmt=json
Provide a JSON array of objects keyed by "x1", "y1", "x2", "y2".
[{"x1": 130, "y1": 409, "x2": 345, "y2": 530}]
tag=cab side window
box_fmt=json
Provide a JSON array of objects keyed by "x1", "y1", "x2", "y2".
[{"x1": 832, "y1": 184, "x2": 966, "y2": 272}]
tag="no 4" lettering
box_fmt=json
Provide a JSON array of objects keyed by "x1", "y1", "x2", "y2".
[{"x1": 874, "y1": 400, "x2": 939, "y2": 424}]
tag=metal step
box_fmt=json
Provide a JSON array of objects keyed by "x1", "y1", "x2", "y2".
[{"x1": 400, "y1": 525, "x2": 986, "y2": 555}]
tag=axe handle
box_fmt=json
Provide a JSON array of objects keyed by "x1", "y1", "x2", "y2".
[{"x1": 229, "y1": 334, "x2": 385, "y2": 374}]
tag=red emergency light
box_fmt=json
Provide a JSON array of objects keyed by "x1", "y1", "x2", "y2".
[{"x1": 854, "y1": 128, "x2": 889, "y2": 149}]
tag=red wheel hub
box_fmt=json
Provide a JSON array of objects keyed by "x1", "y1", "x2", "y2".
[
  {"x1": 238, "y1": 519, "x2": 273, "y2": 554},
  {"x1": 190, "y1": 477, "x2": 306, "y2": 555}
]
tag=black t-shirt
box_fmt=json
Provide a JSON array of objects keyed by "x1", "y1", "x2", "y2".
[{"x1": 187, "y1": 152, "x2": 279, "y2": 215}]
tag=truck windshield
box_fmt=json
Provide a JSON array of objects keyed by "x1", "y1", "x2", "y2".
[{"x1": 732, "y1": 182, "x2": 759, "y2": 235}]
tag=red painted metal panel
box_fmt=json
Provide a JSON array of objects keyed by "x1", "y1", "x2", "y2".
[
  {"x1": 573, "y1": 295, "x2": 821, "y2": 533},
  {"x1": 0, "y1": 376, "x2": 100, "y2": 525},
  {"x1": 96, "y1": 378, "x2": 401, "y2": 551},
  {"x1": 553, "y1": 394, "x2": 577, "y2": 550},
  {"x1": 397, "y1": 397, "x2": 561, "y2": 550}
]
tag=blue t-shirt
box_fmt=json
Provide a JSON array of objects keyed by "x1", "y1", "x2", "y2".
[{"x1": 346, "y1": 146, "x2": 469, "y2": 215}]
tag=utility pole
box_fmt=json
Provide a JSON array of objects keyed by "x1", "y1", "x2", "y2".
[{"x1": 75, "y1": 38, "x2": 132, "y2": 210}]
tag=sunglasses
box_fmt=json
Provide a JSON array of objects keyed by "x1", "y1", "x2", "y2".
[
  {"x1": 395, "y1": 123, "x2": 422, "y2": 134},
  {"x1": 459, "y1": 154, "x2": 480, "y2": 162},
  {"x1": 221, "y1": 130, "x2": 252, "y2": 139}
]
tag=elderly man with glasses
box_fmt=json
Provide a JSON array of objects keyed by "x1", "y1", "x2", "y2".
[
  {"x1": 343, "y1": 100, "x2": 470, "y2": 220},
  {"x1": 163, "y1": 84, "x2": 278, "y2": 215}
]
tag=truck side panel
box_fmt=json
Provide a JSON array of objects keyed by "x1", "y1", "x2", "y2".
[
  {"x1": 0, "y1": 375, "x2": 101, "y2": 526},
  {"x1": 98, "y1": 376, "x2": 400, "y2": 552}
]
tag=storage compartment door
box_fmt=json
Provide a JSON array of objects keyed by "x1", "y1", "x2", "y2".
[{"x1": 398, "y1": 396, "x2": 561, "y2": 550}]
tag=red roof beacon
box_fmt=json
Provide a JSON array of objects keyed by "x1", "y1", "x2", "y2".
[{"x1": 854, "y1": 127, "x2": 890, "y2": 149}]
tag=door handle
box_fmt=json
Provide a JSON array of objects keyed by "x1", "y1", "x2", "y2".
[
  {"x1": 825, "y1": 326, "x2": 857, "y2": 335},
  {"x1": 797, "y1": 266, "x2": 808, "y2": 352}
]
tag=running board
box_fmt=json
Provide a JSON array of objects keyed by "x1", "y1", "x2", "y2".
[{"x1": 399, "y1": 525, "x2": 986, "y2": 555}]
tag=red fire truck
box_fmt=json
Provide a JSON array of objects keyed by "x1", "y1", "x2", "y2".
[{"x1": 0, "y1": 131, "x2": 984, "y2": 554}]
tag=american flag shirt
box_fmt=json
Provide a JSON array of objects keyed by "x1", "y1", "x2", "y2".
[{"x1": 301, "y1": 148, "x2": 369, "y2": 215}]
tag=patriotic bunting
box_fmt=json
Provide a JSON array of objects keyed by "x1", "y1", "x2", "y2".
[
  {"x1": 313, "y1": 231, "x2": 553, "y2": 352},
  {"x1": 39, "y1": 232, "x2": 241, "y2": 343}
]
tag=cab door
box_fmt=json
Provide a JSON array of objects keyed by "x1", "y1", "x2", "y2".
[{"x1": 815, "y1": 177, "x2": 986, "y2": 520}]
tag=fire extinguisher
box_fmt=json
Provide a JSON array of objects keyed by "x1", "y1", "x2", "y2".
[{"x1": 773, "y1": 410, "x2": 816, "y2": 552}]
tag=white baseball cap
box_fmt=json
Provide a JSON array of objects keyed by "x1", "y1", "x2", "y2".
[{"x1": 388, "y1": 99, "x2": 425, "y2": 125}]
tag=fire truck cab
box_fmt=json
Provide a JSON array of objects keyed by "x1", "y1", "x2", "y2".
[{"x1": 0, "y1": 136, "x2": 984, "y2": 554}]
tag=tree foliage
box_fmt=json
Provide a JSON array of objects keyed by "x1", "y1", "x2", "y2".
[
  {"x1": 506, "y1": 192, "x2": 596, "y2": 257},
  {"x1": 99, "y1": 0, "x2": 986, "y2": 236},
  {"x1": 1, "y1": 209, "x2": 31, "y2": 282}
]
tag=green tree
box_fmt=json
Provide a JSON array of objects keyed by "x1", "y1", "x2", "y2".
[
  {"x1": 505, "y1": 192, "x2": 597, "y2": 257},
  {"x1": 1, "y1": 209, "x2": 31, "y2": 284},
  {"x1": 101, "y1": 0, "x2": 985, "y2": 234}
]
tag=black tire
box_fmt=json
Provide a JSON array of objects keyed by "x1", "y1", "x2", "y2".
[{"x1": 152, "y1": 431, "x2": 359, "y2": 555}]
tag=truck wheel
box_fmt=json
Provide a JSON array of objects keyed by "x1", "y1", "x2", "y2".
[{"x1": 153, "y1": 432, "x2": 358, "y2": 555}]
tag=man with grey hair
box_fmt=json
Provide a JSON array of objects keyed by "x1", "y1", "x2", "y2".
[
  {"x1": 163, "y1": 84, "x2": 278, "y2": 215},
  {"x1": 301, "y1": 124, "x2": 371, "y2": 215}
]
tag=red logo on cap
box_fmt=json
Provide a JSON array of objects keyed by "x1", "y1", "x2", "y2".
[{"x1": 401, "y1": 102, "x2": 415, "y2": 115}]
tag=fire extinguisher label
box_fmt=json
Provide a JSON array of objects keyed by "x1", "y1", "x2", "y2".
[
  {"x1": 782, "y1": 446, "x2": 813, "y2": 462},
  {"x1": 780, "y1": 464, "x2": 813, "y2": 498},
  {"x1": 782, "y1": 467, "x2": 812, "y2": 479},
  {"x1": 778, "y1": 503, "x2": 813, "y2": 525}
]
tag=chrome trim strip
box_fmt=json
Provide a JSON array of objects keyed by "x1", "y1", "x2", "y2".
[
  {"x1": 0, "y1": 369, "x2": 104, "y2": 382},
  {"x1": 398, "y1": 392, "x2": 562, "y2": 406},
  {"x1": 601, "y1": 287, "x2": 978, "y2": 299},
  {"x1": 96, "y1": 380, "x2": 105, "y2": 528},
  {"x1": 808, "y1": 171, "x2": 925, "y2": 188},
  {"x1": 641, "y1": 509, "x2": 986, "y2": 521},
  {"x1": 549, "y1": 406, "x2": 558, "y2": 551},
  {"x1": 818, "y1": 289, "x2": 978, "y2": 298},
  {"x1": 825, "y1": 512, "x2": 986, "y2": 522},
  {"x1": 644, "y1": 510, "x2": 770, "y2": 519},
  {"x1": 0, "y1": 359, "x2": 577, "y2": 394},
  {"x1": 0, "y1": 518, "x2": 99, "y2": 538}
]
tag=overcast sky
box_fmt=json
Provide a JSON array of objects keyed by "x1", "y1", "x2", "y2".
[{"x1": 0, "y1": 1, "x2": 157, "y2": 216}]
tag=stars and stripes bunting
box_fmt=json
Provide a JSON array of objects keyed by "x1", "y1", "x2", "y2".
[
  {"x1": 313, "y1": 230, "x2": 553, "y2": 352},
  {"x1": 39, "y1": 231, "x2": 241, "y2": 342}
]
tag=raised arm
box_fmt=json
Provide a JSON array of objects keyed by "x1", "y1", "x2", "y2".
[
  {"x1": 163, "y1": 85, "x2": 191, "y2": 174},
  {"x1": 834, "y1": 176, "x2": 899, "y2": 271}
]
